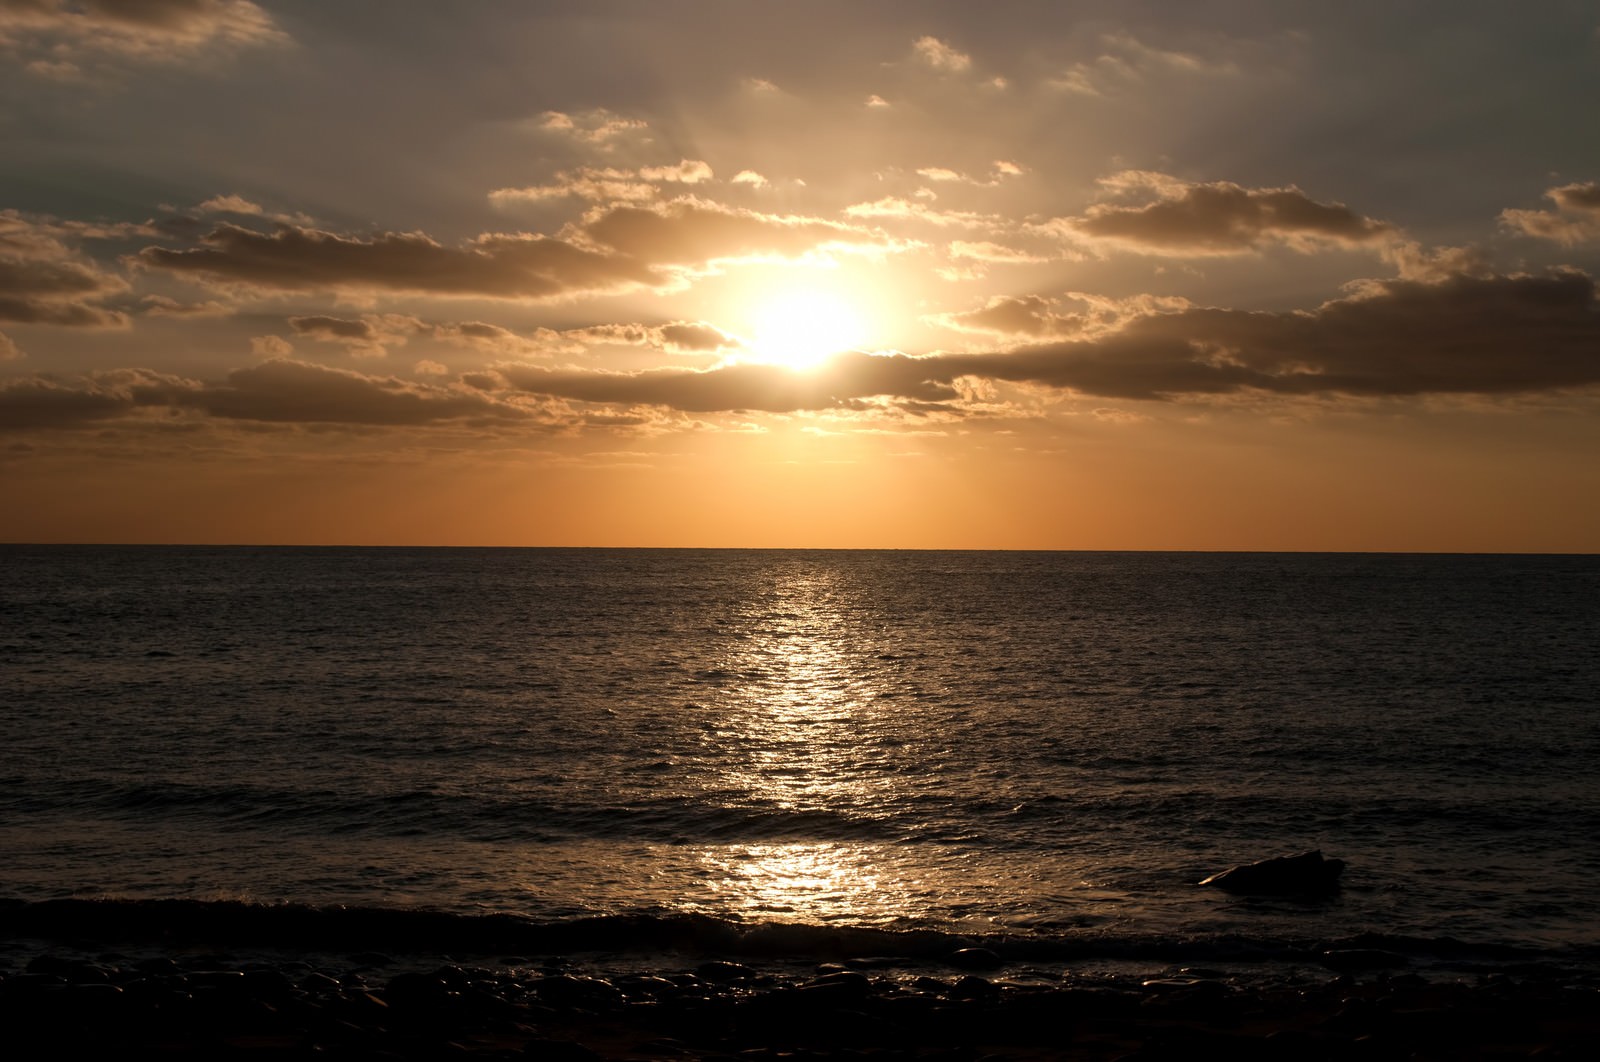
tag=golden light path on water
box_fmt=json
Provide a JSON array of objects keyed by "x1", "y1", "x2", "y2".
[{"x1": 690, "y1": 565, "x2": 933, "y2": 926}]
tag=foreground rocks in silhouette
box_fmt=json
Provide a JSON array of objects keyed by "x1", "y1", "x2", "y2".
[
  {"x1": 1198, "y1": 850, "x2": 1346, "y2": 894},
  {"x1": 1, "y1": 946, "x2": 1595, "y2": 1060}
]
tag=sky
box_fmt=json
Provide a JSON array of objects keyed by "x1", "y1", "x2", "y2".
[{"x1": 3, "y1": 0, "x2": 1600, "y2": 550}]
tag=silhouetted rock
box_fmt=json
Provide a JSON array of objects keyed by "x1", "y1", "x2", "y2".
[
  {"x1": 946, "y1": 947, "x2": 1004, "y2": 971},
  {"x1": 1198, "y1": 850, "x2": 1345, "y2": 894}
]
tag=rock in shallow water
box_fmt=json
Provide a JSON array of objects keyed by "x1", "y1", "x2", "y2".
[{"x1": 1198, "y1": 850, "x2": 1345, "y2": 894}]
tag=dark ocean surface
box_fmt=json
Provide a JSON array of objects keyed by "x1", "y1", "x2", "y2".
[{"x1": 3, "y1": 547, "x2": 1598, "y2": 978}]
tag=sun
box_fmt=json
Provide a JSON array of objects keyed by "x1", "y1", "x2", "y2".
[{"x1": 746, "y1": 289, "x2": 869, "y2": 371}]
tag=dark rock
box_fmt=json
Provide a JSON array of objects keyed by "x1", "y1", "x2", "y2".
[
  {"x1": 946, "y1": 947, "x2": 1004, "y2": 971},
  {"x1": 951, "y1": 975, "x2": 998, "y2": 1001},
  {"x1": 797, "y1": 970, "x2": 873, "y2": 1005},
  {"x1": 524, "y1": 1036, "x2": 604, "y2": 1061},
  {"x1": 1197, "y1": 850, "x2": 1345, "y2": 894},
  {"x1": 696, "y1": 960, "x2": 754, "y2": 983},
  {"x1": 534, "y1": 973, "x2": 623, "y2": 1009},
  {"x1": 1320, "y1": 949, "x2": 1410, "y2": 972}
]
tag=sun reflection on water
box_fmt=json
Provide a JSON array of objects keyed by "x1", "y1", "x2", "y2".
[
  {"x1": 695, "y1": 565, "x2": 919, "y2": 924},
  {"x1": 699, "y1": 843, "x2": 895, "y2": 923}
]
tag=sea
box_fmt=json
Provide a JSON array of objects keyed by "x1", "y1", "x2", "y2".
[{"x1": 2, "y1": 546, "x2": 1598, "y2": 981}]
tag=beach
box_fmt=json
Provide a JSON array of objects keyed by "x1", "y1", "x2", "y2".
[{"x1": 4, "y1": 900, "x2": 1598, "y2": 1060}]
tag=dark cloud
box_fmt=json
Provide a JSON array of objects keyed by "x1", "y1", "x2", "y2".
[
  {"x1": 659, "y1": 322, "x2": 739, "y2": 352},
  {"x1": 0, "y1": 258, "x2": 129, "y2": 327},
  {"x1": 0, "y1": 359, "x2": 530, "y2": 430},
  {"x1": 192, "y1": 359, "x2": 525, "y2": 424},
  {"x1": 0, "y1": 369, "x2": 176, "y2": 429},
  {"x1": 498, "y1": 353, "x2": 957, "y2": 414},
  {"x1": 1063, "y1": 175, "x2": 1395, "y2": 256},
  {"x1": 287, "y1": 314, "x2": 429, "y2": 357},
  {"x1": 930, "y1": 295, "x2": 1087, "y2": 338},
  {"x1": 0, "y1": 0, "x2": 285, "y2": 64},
  {"x1": 500, "y1": 271, "x2": 1600, "y2": 410},
  {"x1": 136, "y1": 203, "x2": 890, "y2": 300},
  {"x1": 137, "y1": 223, "x2": 659, "y2": 300},
  {"x1": 289, "y1": 315, "x2": 380, "y2": 342}
]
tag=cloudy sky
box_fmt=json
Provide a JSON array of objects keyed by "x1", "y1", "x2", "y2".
[{"x1": 4, "y1": 0, "x2": 1599, "y2": 548}]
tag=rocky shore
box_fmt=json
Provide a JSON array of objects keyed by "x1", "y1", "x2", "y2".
[{"x1": 4, "y1": 944, "x2": 1596, "y2": 1060}]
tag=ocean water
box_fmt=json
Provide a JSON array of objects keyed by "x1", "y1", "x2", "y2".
[{"x1": 2, "y1": 546, "x2": 1598, "y2": 975}]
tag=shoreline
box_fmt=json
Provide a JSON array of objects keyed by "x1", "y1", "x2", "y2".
[
  {"x1": 4, "y1": 901, "x2": 1598, "y2": 1059},
  {"x1": 5, "y1": 944, "x2": 1597, "y2": 1060}
]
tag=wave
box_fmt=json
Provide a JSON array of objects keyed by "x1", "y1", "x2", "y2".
[{"x1": 3, "y1": 898, "x2": 1592, "y2": 975}]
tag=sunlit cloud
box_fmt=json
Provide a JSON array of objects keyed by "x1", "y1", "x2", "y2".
[
  {"x1": 536, "y1": 108, "x2": 648, "y2": 145},
  {"x1": 250, "y1": 335, "x2": 292, "y2": 358},
  {"x1": 495, "y1": 269, "x2": 1600, "y2": 412},
  {"x1": 1500, "y1": 181, "x2": 1600, "y2": 246},
  {"x1": 491, "y1": 161, "x2": 715, "y2": 207},
  {"x1": 911, "y1": 36, "x2": 972, "y2": 74},
  {"x1": 844, "y1": 197, "x2": 999, "y2": 230},
  {"x1": 945, "y1": 241, "x2": 1054, "y2": 265}
]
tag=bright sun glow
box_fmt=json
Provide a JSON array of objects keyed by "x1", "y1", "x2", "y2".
[{"x1": 746, "y1": 290, "x2": 868, "y2": 370}]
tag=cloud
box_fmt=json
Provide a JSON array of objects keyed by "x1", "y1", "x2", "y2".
[
  {"x1": 637, "y1": 160, "x2": 714, "y2": 184},
  {"x1": 912, "y1": 36, "x2": 971, "y2": 74},
  {"x1": 946, "y1": 240, "x2": 1053, "y2": 265},
  {"x1": 1500, "y1": 181, "x2": 1600, "y2": 246},
  {"x1": 0, "y1": 331, "x2": 20, "y2": 360},
  {"x1": 194, "y1": 359, "x2": 528, "y2": 425},
  {"x1": 491, "y1": 169, "x2": 657, "y2": 205},
  {"x1": 0, "y1": 371, "x2": 137, "y2": 428},
  {"x1": 136, "y1": 221, "x2": 657, "y2": 300},
  {"x1": 915, "y1": 161, "x2": 1024, "y2": 187},
  {"x1": 137, "y1": 201, "x2": 893, "y2": 301},
  {"x1": 731, "y1": 170, "x2": 769, "y2": 188},
  {"x1": 0, "y1": 0, "x2": 286, "y2": 68},
  {"x1": 1047, "y1": 30, "x2": 1241, "y2": 96},
  {"x1": 250, "y1": 335, "x2": 292, "y2": 358},
  {"x1": 659, "y1": 322, "x2": 739, "y2": 353},
  {"x1": 537, "y1": 109, "x2": 648, "y2": 145},
  {"x1": 141, "y1": 294, "x2": 232, "y2": 317},
  {"x1": 0, "y1": 359, "x2": 531, "y2": 431},
  {"x1": 490, "y1": 160, "x2": 714, "y2": 206},
  {"x1": 0, "y1": 214, "x2": 130, "y2": 326},
  {"x1": 562, "y1": 320, "x2": 741, "y2": 354},
  {"x1": 498, "y1": 353, "x2": 959, "y2": 414},
  {"x1": 197, "y1": 194, "x2": 263, "y2": 215},
  {"x1": 496, "y1": 270, "x2": 1600, "y2": 411},
  {"x1": 843, "y1": 196, "x2": 997, "y2": 229},
  {"x1": 288, "y1": 313, "x2": 426, "y2": 357},
  {"x1": 578, "y1": 198, "x2": 895, "y2": 265},
  {"x1": 927, "y1": 295, "x2": 1089, "y2": 339},
  {"x1": 1055, "y1": 173, "x2": 1396, "y2": 256}
]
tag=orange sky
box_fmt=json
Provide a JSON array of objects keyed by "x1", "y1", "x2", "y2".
[{"x1": 3, "y1": 2, "x2": 1599, "y2": 549}]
